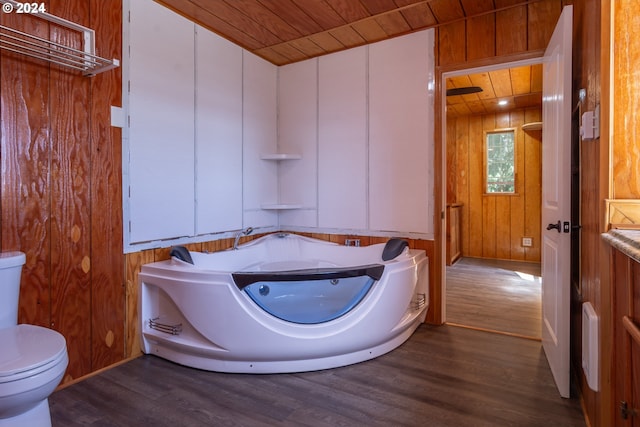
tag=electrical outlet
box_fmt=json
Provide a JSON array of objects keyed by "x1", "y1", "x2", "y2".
[{"x1": 522, "y1": 237, "x2": 533, "y2": 247}]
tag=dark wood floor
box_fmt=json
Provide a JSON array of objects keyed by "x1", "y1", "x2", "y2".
[
  {"x1": 49, "y1": 325, "x2": 585, "y2": 427},
  {"x1": 446, "y1": 257, "x2": 542, "y2": 339}
]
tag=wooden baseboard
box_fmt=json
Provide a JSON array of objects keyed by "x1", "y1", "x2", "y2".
[{"x1": 56, "y1": 354, "x2": 143, "y2": 391}]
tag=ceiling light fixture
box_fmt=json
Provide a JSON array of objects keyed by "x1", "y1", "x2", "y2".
[{"x1": 446, "y1": 86, "x2": 483, "y2": 96}]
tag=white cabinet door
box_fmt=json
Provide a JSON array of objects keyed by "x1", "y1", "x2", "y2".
[
  {"x1": 318, "y1": 47, "x2": 367, "y2": 229},
  {"x1": 128, "y1": 0, "x2": 195, "y2": 243},
  {"x1": 368, "y1": 30, "x2": 434, "y2": 234},
  {"x1": 195, "y1": 27, "x2": 243, "y2": 234},
  {"x1": 278, "y1": 59, "x2": 318, "y2": 227},
  {"x1": 242, "y1": 52, "x2": 279, "y2": 228}
]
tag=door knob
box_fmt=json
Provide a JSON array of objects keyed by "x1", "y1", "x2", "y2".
[{"x1": 546, "y1": 221, "x2": 561, "y2": 232}]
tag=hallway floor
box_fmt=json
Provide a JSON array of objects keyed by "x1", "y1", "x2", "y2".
[{"x1": 446, "y1": 257, "x2": 542, "y2": 339}]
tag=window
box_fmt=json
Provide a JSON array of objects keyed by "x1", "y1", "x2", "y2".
[{"x1": 485, "y1": 130, "x2": 515, "y2": 194}]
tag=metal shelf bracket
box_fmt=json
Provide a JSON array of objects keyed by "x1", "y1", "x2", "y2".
[{"x1": 0, "y1": 0, "x2": 119, "y2": 76}]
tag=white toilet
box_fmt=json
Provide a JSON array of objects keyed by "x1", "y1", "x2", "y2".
[{"x1": 0, "y1": 252, "x2": 68, "y2": 427}]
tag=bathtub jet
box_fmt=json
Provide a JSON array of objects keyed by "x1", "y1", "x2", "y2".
[{"x1": 139, "y1": 233, "x2": 429, "y2": 373}]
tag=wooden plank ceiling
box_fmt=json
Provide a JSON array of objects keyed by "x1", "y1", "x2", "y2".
[
  {"x1": 155, "y1": 0, "x2": 539, "y2": 66},
  {"x1": 446, "y1": 64, "x2": 543, "y2": 117},
  {"x1": 155, "y1": 0, "x2": 543, "y2": 116}
]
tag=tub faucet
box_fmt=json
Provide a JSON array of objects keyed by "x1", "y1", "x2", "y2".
[{"x1": 233, "y1": 227, "x2": 254, "y2": 250}]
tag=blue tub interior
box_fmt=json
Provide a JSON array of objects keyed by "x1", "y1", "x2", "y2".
[
  {"x1": 243, "y1": 276, "x2": 375, "y2": 324},
  {"x1": 234, "y1": 264, "x2": 384, "y2": 324}
]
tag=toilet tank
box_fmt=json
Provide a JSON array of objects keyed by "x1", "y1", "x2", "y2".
[{"x1": 0, "y1": 251, "x2": 26, "y2": 328}]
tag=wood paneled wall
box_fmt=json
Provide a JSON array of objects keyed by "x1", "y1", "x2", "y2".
[
  {"x1": 432, "y1": 0, "x2": 565, "y2": 325},
  {"x1": 594, "y1": 0, "x2": 640, "y2": 424},
  {"x1": 580, "y1": 0, "x2": 640, "y2": 426},
  {"x1": 569, "y1": 1, "x2": 609, "y2": 426},
  {"x1": 436, "y1": 1, "x2": 621, "y2": 426},
  {"x1": 0, "y1": 0, "x2": 122, "y2": 384},
  {"x1": 612, "y1": 0, "x2": 640, "y2": 199},
  {"x1": 439, "y1": 2, "x2": 616, "y2": 425},
  {"x1": 447, "y1": 108, "x2": 542, "y2": 262},
  {"x1": 436, "y1": 0, "x2": 563, "y2": 67}
]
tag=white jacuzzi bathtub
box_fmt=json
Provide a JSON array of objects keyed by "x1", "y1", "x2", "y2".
[{"x1": 139, "y1": 233, "x2": 429, "y2": 373}]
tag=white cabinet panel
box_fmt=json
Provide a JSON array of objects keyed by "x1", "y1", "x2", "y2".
[
  {"x1": 278, "y1": 59, "x2": 318, "y2": 227},
  {"x1": 243, "y1": 52, "x2": 279, "y2": 228},
  {"x1": 368, "y1": 30, "x2": 434, "y2": 234},
  {"x1": 195, "y1": 27, "x2": 243, "y2": 234},
  {"x1": 128, "y1": 0, "x2": 195, "y2": 243},
  {"x1": 318, "y1": 46, "x2": 367, "y2": 229}
]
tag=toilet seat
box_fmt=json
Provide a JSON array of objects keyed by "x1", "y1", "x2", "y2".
[
  {"x1": 0, "y1": 251, "x2": 26, "y2": 269},
  {"x1": 0, "y1": 324, "x2": 67, "y2": 383}
]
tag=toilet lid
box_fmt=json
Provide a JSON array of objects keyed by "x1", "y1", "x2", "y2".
[{"x1": 0, "y1": 324, "x2": 67, "y2": 378}]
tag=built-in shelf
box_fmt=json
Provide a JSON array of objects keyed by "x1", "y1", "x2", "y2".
[
  {"x1": 261, "y1": 204, "x2": 302, "y2": 210},
  {"x1": 522, "y1": 122, "x2": 543, "y2": 131},
  {"x1": 260, "y1": 153, "x2": 302, "y2": 160},
  {"x1": 261, "y1": 154, "x2": 302, "y2": 209}
]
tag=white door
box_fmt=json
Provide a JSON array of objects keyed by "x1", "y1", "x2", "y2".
[{"x1": 541, "y1": 5, "x2": 573, "y2": 398}]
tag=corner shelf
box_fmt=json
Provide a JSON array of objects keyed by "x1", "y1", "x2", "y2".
[
  {"x1": 261, "y1": 204, "x2": 302, "y2": 210},
  {"x1": 260, "y1": 153, "x2": 302, "y2": 160},
  {"x1": 522, "y1": 122, "x2": 543, "y2": 131},
  {"x1": 261, "y1": 153, "x2": 302, "y2": 210}
]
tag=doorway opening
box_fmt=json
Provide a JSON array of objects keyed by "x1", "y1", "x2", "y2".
[{"x1": 442, "y1": 58, "x2": 544, "y2": 340}]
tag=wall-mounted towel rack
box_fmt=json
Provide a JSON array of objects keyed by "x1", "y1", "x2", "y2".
[{"x1": 0, "y1": 0, "x2": 119, "y2": 76}]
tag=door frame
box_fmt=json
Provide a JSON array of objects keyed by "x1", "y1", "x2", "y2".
[{"x1": 433, "y1": 51, "x2": 546, "y2": 325}]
